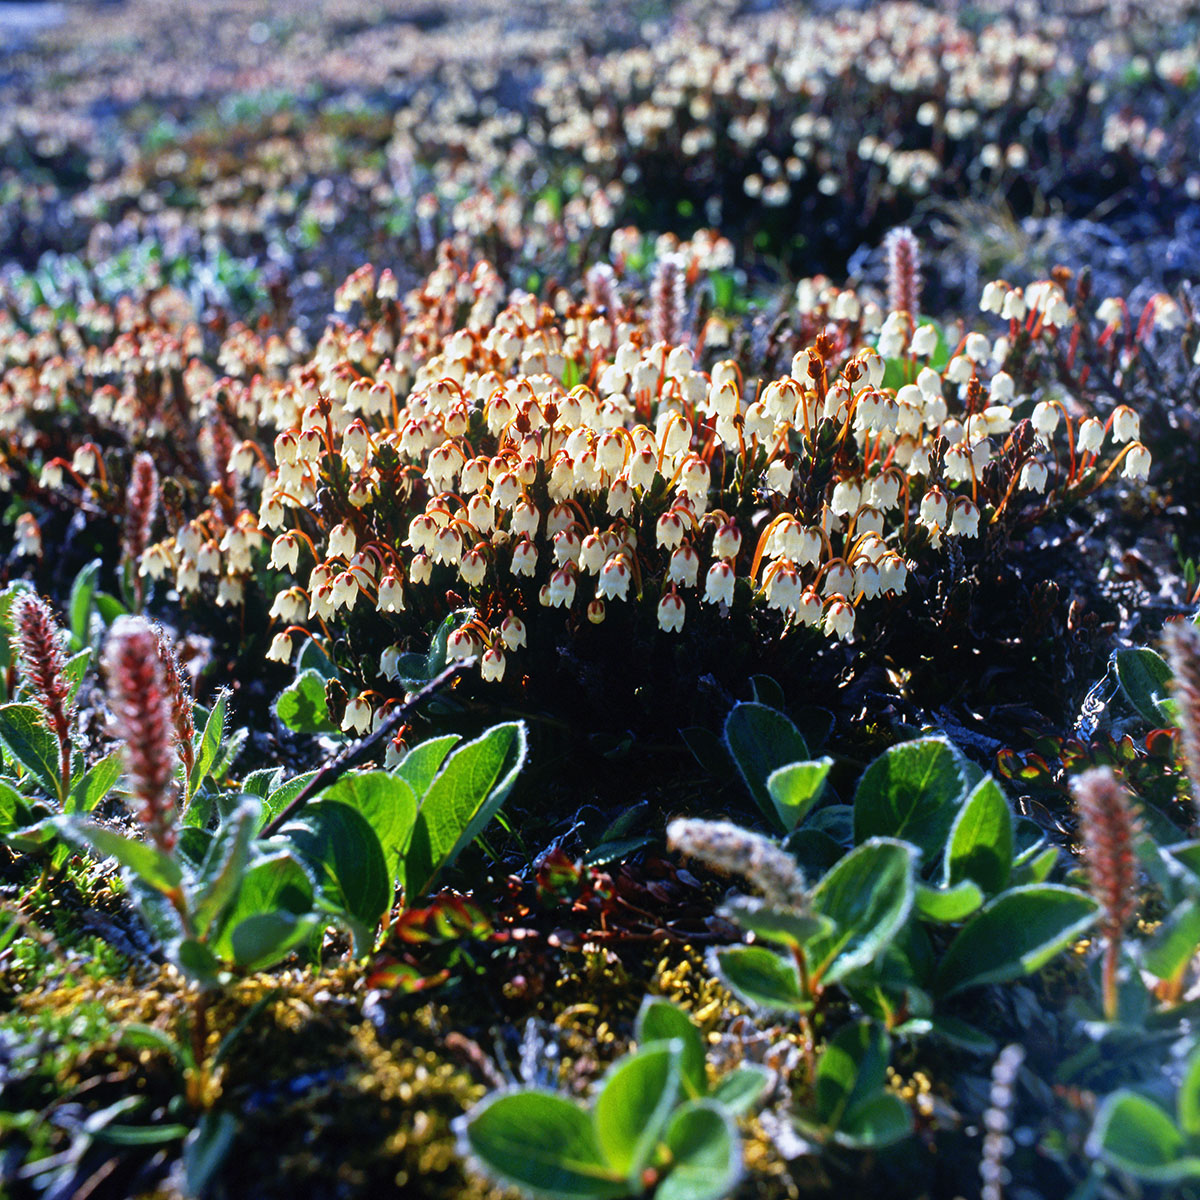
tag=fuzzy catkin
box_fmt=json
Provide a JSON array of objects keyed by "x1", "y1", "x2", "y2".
[
  {"x1": 104, "y1": 616, "x2": 178, "y2": 852},
  {"x1": 1164, "y1": 619, "x2": 1200, "y2": 809},
  {"x1": 586, "y1": 263, "x2": 617, "y2": 314},
  {"x1": 885, "y1": 226, "x2": 921, "y2": 319},
  {"x1": 155, "y1": 626, "x2": 196, "y2": 779},
  {"x1": 205, "y1": 415, "x2": 235, "y2": 491},
  {"x1": 667, "y1": 817, "x2": 805, "y2": 906},
  {"x1": 123, "y1": 451, "x2": 159, "y2": 569},
  {"x1": 650, "y1": 254, "x2": 685, "y2": 347},
  {"x1": 14, "y1": 592, "x2": 73, "y2": 785},
  {"x1": 1071, "y1": 766, "x2": 1139, "y2": 940}
]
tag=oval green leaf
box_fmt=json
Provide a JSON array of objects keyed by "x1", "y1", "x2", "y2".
[
  {"x1": 814, "y1": 1020, "x2": 890, "y2": 1128},
  {"x1": 767, "y1": 757, "x2": 833, "y2": 833},
  {"x1": 1180, "y1": 1046, "x2": 1200, "y2": 1138},
  {"x1": 594, "y1": 1041, "x2": 681, "y2": 1179},
  {"x1": 230, "y1": 910, "x2": 320, "y2": 971},
  {"x1": 209, "y1": 851, "x2": 314, "y2": 963},
  {"x1": 281, "y1": 800, "x2": 390, "y2": 941},
  {"x1": 935, "y1": 884, "x2": 1099, "y2": 996},
  {"x1": 723, "y1": 703, "x2": 809, "y2": 829},
  {"x1": 721, "y1": 895, "x2": 833, "y2": 949},
  {"x1": 1115, "y1": 648, "x2": 1174, "y2": 725},
  {"x1": 273, "y1": 670, "x2": 336, "y2": 735},
  {"x1": 0, "y1": 702, "x2": 64, "y2": 801},
  {"x1": 404, "y1": 721, "x2": 526, "y2": 897},
  {"x1": 1091, "y1": 1090, "x2": 1200, "y2": 1183},
  {"x1": 710, "y1": 1066, "x2": 771, "y2": 1116},
  {"x1": 835, "y1": 1091, "x2": 912, "y2": 1149},
  {"x1": 852, "y1": 737, "x2": 971, "y2": 859},
  {"x1": 191, "y1": 800, "x2": 261, "y2": 937},
  {"x1": 458, "y1": 1090, "x2": 625, "y2": 1199},
  {"x1": 320, "y1": 771, "x2": 418, "y2": 893},
  {"x1": 656, "y1": 1100, "x2": 742, "y2": 1200},
  {"x1": 711, "y1": 945, "x2": 805, "y2": 1011},
  {"x1": 915, "y1": 880, "x2": 984, "y2": 924},
  {"x1": 809, "y1": 838, "x2": 917, "y2": 985},
  {"x1": 945, "y1": 776, "x2": 1013, "y2": 894},
  {"x1": 635, "y1": 998, "x2": 706, "y2": 1099}
]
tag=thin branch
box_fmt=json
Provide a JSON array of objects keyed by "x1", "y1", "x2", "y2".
[{"x1": 260, "y1": 660, "x2": 472, "y2": 838}]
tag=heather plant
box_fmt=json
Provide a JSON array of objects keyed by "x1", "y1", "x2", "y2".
[
  {"x1": 0, "y1": 276, "x2": 288, "y2": 609},
  {"x1": 122, "y1": 241, "x2": 1156, "y2": 746},
  {"x1": 14, "y1": 0, "x2": 1200, "y2": 307}
]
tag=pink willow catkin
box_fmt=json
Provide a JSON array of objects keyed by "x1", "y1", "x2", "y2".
[
  {"x1": 1071, "y1": 766, "x2": 1139, "y2": 1020},
  {"x1": 1164, "y1": 618, "x2": 1200, "y2": 817},
  {"x1": 885, "y1": 226, "x2": 922, "y2": 318},
  {"x1": 104, "y1": 616, "x2": 178, "y2": 853},
  {"x1": 123, "y1": 452, "x2": 159, "y2": 604},
  {"x1": 14, "y1": 592, "x2": 73, "y2": 794},
  {"x1": 154, "y1": 627, "x2": 195, "y2": 780},
  {"x1": 650, "y1": 253, "x2": 685, "y2": 346},
  {"x1": 585, "y1": 262, "x2": 617, "y2": 314}
]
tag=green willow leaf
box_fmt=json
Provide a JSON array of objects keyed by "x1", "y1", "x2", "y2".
[
  {"x1": 724, "y1": 703, "x2": 809, "y2": 829},
  {"x1": 458, "y1": 1090, "x2": 625, "y2": 1199},
  {"x1": 936, "y1": 885, "x2": 1099, "y2": 996},
  {"x1": 852, "y1": 737, "x2": 970, "y2": 858}
]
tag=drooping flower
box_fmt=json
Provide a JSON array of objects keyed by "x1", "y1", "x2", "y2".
[
  {"x1": 704, "y1": 561, "x2": 736, "y2": 607},
  {"x1": 657, "y1": 589, "x2": 685, "y2": 633},
  {"x1": 342, "y1": 695, "x2": 373, "y2": 734},
  {"x1": 480, "y1": 647, "x2": 506, "y2": 682},
  {"x1": 1111, "y1": 406, "x2": 1140, "y2": 444},
  {"x1": 1017, "y1": 460, "x2": 1048, "y2": 493},
  {"x1": 267, "y1": 632, "x2": 294, "y2": 663},
  {"x1": 1122, "y1": 443, "x2": 1151, "y2": 480}
]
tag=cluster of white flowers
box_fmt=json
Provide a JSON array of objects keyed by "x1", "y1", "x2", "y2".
[
  {"x1": 0, "y1": 227, "x2": 1158, "y2": 739},
  {"x1": 122, "y1": 251, "x2": 1153, "y2": 736}
]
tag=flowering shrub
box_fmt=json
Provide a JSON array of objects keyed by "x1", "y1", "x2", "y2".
[{"x1": 103, "y1": 235, "x2": 1153, "y2": 737}]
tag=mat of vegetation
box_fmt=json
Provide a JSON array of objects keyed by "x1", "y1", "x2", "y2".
[{"x1": 2, "y1": 1, "x2": 1200, "y2": 1198}]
